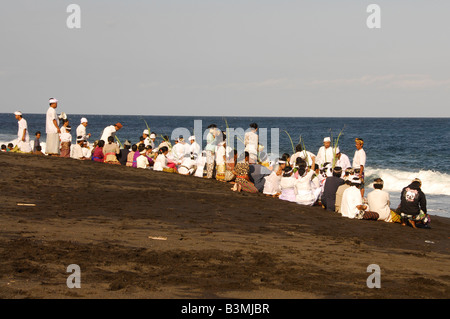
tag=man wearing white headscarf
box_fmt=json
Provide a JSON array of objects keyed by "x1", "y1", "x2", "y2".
[
  {"x1": 45, "y1": 98, "x2": 61, "y2": 156},
  {"x1": 14, "y1": 111, "x2": 31, "y2": 153},
  {"x1": 341, "y1": 177, "x2": 367, "y2": 219},
  {"x1": 334, "y1": 147, "x2": 351, "y2": 174},
  {"x1": 76, "y1": 117, "x2": 91, "y2": 143},
  {"x1": 189, "y1": 136, "x2": 201, "y2": 157},
  {"x1": 316, "y1": 137, "x2": 334, "y2": 168}
]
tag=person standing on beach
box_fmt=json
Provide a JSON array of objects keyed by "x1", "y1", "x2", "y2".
[
  {"x1": 352, "y1": 138, "x2": 366, "y2": 197},
  {"x1": 100, "y1": 122, "x2": 123, "y2": 143},
  {"x1": 76, "y1": 118, "x2": 91, "y2": 143},
  {"x1": 33, "y1": 131, "x2": 42, "y2": 153},
  {"x1": 14, "y1": 111, "x2": 31, "y2": 153},
  {"x1": 205, "y1": 124, "x2": 218, "y2": 178},
  {"x1": 59, "y1": 126, "x2": 72, "y2": 158},
  {"x1": 316, "y1": 137, "x2": 334, "y2": 168},
  {"x1": 45, "y1": 98, "x2": 61, "y2": 156},
  {"x1": 244, "y1": 123, "x2": 259, "y2": 164}
]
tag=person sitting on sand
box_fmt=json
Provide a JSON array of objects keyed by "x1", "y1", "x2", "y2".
[
  {"x1": 294, "y1": 158, "x2": 318, "y2": 206},
  {"x1": 248, "y1": 161, "x2": 272, "y2": 192},
  {"x1": 33, "y1": 145, "x2": 44, "y2": 156},
  {"x1": 118, "y1": 140, "x2": 131, "y2": 165},
  {"x1": 262, "y1": 157, "x2": 285, "y2": 197},
  {"x1": 136, "y1": 149, "x2": 150, "y2": 169},
  {"x1": 279, "y1": 166, "x2": 297, "y2": 202},
  {"x1": 178, "y1": 153, "x2": 197, "y2": 175},
  {"x1": 7, "y1": 143, "x2": 15, "y2": 152},
  {"x1": 341, "y1": 177, "x2": 369, "y2": 219},
  {"x1": 103, "y1": 136, "x2": 120, "y2": 164},
  {"x1": 71, "y1": 137, "x2": 87, "y2": 160},
  {"x1": 367, "y1": 178, "x2": 396, "y2": 222},
  {"x1": 321, "y1": 166, "x2": 344, "y2": 212},
  {"x1": 1, "y1": 144, "x2": 6, "y2": 152},
  {"x1": 92, "y1": 140, "x2": 105, "y2": 162},
  {"x1": 132, "y1": 144, "x2": 146, "y2": 168},
  {"x1": 126, "y1": 144, "x2": 137, "y2": 167},
  {"x1": 290, "y1": 143, "x2": 316, "y2": 168},
  {"x1": 335, "y1": 174, "x2": 352, "y2": 214},
  {"x1": 153, "y1": 146, "x2": 170, "y2": 171},
  {"x1": 397, "y1": 178, "x2": 430, "y2": 229},
  {"x1": 231, "y1": 152, "x2": 259, "y2": 193}
]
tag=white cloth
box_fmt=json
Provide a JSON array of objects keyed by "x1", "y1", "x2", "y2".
[
  {"x1": 290, "y1": 150, "x2": 315, "y2": 167},
  {"x1": 295, "y1": 170, "x2": 317, "y2": 206},
  {"x1": 244, "y1": 130, "x2": 258, "y2": 163},
  {"x1": 136, "y1": 155, "x2": 150, "y2": 169},
  {"x1": 71, "y1": 144, "x2": 84, "y2": 159},
  {"x1": 100, "y1": 125, "x2": 117, "y2": 142},
  {"x1": 46, "y1": 107, "x2": 59, "y2": 134},
  {"x1": 17, "y1": 118, "x2": 31, "y2": 152},
  {"x1": 82, "y1": 146, "x2": 92, "y2": 159},
  {"x1": 172, "y1": 142, "x2": 187, "y2": 163},
  {"x1": 215, "y1": 145, "x2": 226, "y2": 165},
  {"x1": 341, "y1": 186, "x2": 364, "y2": 219},
  {"x1": 76, "y1": 124, "x2": 89, "y2": 141},
  {"x1": 189, "y1": 141, "x2": 201, "y2": 157},
  {"x1": 45, "y1": 133, "x2": 60, "y2": 154},
  {"x1": 352, "y1": 148, "x2": 366, "y2": 169},
  {"x1": 316, "y1": 146, "x2": 334, "y2": 167},
  {"x1": 335, "y1": 153, "x2": 351, "y2": 172},
  {"x1": 178, "y1": 157, "x2": 197, "y2": 175},
  {"x1": 279, "y1": 176, "x2": 297, "y2": 202},
  {"x1": 153, "y1": 154, "x2": 168, "y2": 171},
  {"x1": 367, "y1": 189, "x2": 392, "y2": 222},
  {"x1": 263, "y1": 171, "x2": 282, "y2": 195},
  {"x1": 60, "y1": 132, "x2": 72, "y2": 143},
  {"x1": 194, "y1": 153, "x2": 207, "y2": 177}
]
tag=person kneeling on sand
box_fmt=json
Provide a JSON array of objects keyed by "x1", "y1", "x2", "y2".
[
  {"x1": 397, "y1": 178, "x2": 430, "y2": 229},
  {"x1": 231, "y1": 152, "x2": 259, "y2": 193},
  {"x1": 33, "y1": 145, "x2": 45, "y2": 156},
  {"x1": 341, "y1": 177, "x2": 369, "y2": 219},
  {"x1": 367, "y1": 178, "x2": 401, "y2": 223},
  {"x1": 71, "y1": 137, "x2": 87, "y2": 160}
]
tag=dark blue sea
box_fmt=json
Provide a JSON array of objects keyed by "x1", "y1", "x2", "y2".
[{"x1": 1, "y1": 113, "x2": 449, "y2": 218}]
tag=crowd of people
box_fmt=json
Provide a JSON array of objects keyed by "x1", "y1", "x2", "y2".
[{"x1": 3, "y1": 98, "x2": 430, "y2": 229}]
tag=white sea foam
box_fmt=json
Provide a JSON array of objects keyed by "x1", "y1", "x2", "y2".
[{"x1": 365, "y1": 167, "x2": 450, "y2": 196}]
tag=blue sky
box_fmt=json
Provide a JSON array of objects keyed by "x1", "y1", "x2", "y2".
[{"x1": 1, "y1": 0, "x2": 449, "y2": 117}]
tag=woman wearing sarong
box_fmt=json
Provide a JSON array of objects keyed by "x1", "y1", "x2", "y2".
[
  {"x1": 126, "y1": 144, "x2": 137, "y2": 167},
  {"x1": 92, "y1": 140, "x2": 105, "y2": 162},
  {"x1": 103, "y1": 136, "x2": 120, "y2": 164},
  {"x1": 231, "y1": 152, "x2": 258, "y2": 193}
]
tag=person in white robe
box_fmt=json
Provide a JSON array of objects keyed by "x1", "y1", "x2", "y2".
[
  {"x1": 367, "y1": 178, "x2": 392, "y2": 222},
  {"x1": 341, "y1": 177, "x2": 367, "y2": 219},
  {"x1": 244, "y1": 123, "x2": 259, "y2": 164},
  {"x1": 294, "y1": 163, "x2": 318, "y2": 206},
  {"x1": 188, "y1": 136, "x2": 201, "y2": 158},
  {"x1": 100, "y1": 122, "x2": 123, "y2": 143},
  {"x1": 71, "y1": 137, "x2": 86, "y2": 160},
  {"x1": 178, "y1": 154, "x2": 197, "y2": 175},
  {"x1": 334, "y1": 147, "x2": 351, "y2": 175},
  {"x1": 76, "y1": 118, "x2": 91, "y2": 145},
  {"x1": 45, "y1": 98, "x2": 61, "y2": 155},
  {"x1": 136, "y1": 150, "x2": 150, "y2": 169},
  {"x1": 316, "y1": 137, "x2": 334, "y2": 168},
  {"x1": 14, "y1": 111, "x2": 31, "y2": 153}
]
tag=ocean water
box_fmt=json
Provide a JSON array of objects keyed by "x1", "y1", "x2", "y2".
[{"x1": 1, "y1": 113, "x2": 449, "y2": 218}]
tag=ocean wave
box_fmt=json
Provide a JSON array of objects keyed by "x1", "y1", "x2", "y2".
[{"x1": 365, "y1": 167, "x2": 450, "y2": 196}]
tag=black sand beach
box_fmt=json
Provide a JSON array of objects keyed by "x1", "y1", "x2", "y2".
[{"x1": 0, "y1": 152, "x2": 449, "y2": 299}]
